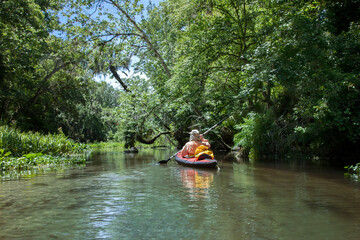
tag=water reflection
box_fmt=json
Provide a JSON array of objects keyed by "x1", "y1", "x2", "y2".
[
  {"x1": 1, "y1": 150, "x2": 360, "y2": 239},
  {"x1": 179, "y1": 168, "x2": 215, "y2": 199}
]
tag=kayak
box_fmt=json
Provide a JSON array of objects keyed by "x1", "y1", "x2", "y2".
[{"x1": 174, "y1": 152, "x2": 218, "y2": 168}]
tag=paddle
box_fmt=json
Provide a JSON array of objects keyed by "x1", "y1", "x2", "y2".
[{"x1": 158, "y1": 115, "x2": 231, "y2": 164}]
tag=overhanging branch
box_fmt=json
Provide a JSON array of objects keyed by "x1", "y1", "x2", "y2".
[
  {"x1": 109, "y1": 65, "x2": 130, "y2": 92},
  {"x1": 136, "y1": 131, "x2": 171, "y2": 144}
]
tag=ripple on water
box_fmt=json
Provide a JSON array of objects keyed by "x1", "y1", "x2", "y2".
[{"x1": 1, "y1": 150, "x2": 360, "y2": 240}]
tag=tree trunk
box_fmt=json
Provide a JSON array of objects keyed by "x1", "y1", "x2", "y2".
[{"x1": 136, "y1": 131, "x2": 171, "y2": 144}]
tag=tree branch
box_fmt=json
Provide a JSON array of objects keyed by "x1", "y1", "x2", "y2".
[
  {"x1": 136, "y1": 131, "x2": 171, "y2": 144},
  {"x1": 21, "y1": 60, "x2": 73, "y2": 113},
  {"x1": 109, "y1": 65, "x2": 130, "y2": 92},
  {"x1": 107, "y1": 0, "x2": 172, "y2": 78}
]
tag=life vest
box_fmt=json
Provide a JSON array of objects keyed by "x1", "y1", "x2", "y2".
[{"x1": 194, "y1": 145, "x2": 214, "y2": 160}]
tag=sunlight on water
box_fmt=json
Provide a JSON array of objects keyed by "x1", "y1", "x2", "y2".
[{"x1": 1, "y1": 149, "x2": 360, "y2": 239}]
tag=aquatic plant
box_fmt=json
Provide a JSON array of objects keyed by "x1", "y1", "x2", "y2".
[
  {"x1": 0, "y1": 126, "x2": 91, "y2": 174},
  {"x1": 0, "y1": 126, "x2": 89, "y2": 157},
  {"x1": 0, "y1": 154, "x2": 86, "y2": 172}
]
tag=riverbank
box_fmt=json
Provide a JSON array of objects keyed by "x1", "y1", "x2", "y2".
[
  {"x1": 89, "y1": 141, "x2": 170, "y2": 151},
  {"x1": 0, "y1": 126, "x2": 91, "y2": 175}
]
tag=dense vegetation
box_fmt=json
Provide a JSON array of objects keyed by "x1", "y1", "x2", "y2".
[
  {"x1": 0, "y1": 126, "x2": 89, "y2": 173},
  {"x1": 1, "y1": 0, "x2": 359, "y2": 162}
]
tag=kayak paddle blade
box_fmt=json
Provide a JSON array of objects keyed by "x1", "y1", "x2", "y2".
[{"x1": 158, "y1": 159, "x2": 169, "y2": 164}]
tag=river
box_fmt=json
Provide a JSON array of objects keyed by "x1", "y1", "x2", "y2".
[{"x1": 1, "y1": 148, "x2": 359, "y2": 239}]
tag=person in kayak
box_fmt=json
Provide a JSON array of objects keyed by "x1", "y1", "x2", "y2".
[{"x1": 180, "y1": 129, "x2": 211, "y2": 157}]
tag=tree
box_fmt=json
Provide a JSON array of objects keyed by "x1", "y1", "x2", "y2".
[
  {"x1": 0, "y1": 0, "x2": 120, "y2": 143},
  {"x1": 232, "y1": 0, "x2": 360, "y2": 158},
  {"x1": 60, "y1": 0, "x2": 177, "y2": 147},
  {"x1": 0, "y1": 0, "x2": 57, "y2": 124}
]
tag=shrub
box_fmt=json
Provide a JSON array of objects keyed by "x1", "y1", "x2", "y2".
[
  {"x1": 0, "y1": 126, "x2": 89, "y2": 157},
  {"x1": 0, "y1": 126, "x2": 90, "y2": 174},
  {"x1": 234, "y1": 109, "x2": 285, "y2": 159}
]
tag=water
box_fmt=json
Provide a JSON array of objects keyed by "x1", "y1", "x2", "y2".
[{"x1": 1, "y1": 148, "x2": 360, "y2": 239}]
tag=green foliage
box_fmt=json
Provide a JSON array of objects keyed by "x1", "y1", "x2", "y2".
[
  {"x1": 2, "y1": 0, "x2": 360, "y2": 161},
  {"x1": 0, "y1": 149, "x2": 12, "y2": 160},
  {"x1": 228, "y1": 0, "x2": 360, "y2": 159},
  {"x1": 345, "y1": 162, "x2": 360, "y2": 176},
  {"x1": 345, "y1": 162, "x2": 360, "y2": 181},
  {"x1": 0, "y1": 154, "x2": 87, "y2": 173},
  {"x1": 89, "y1": 141, "x2": 125, "y2": 148},
  {"x1": 345, "y1": 163, "x2": 360, "y2": 174},
  {"x1": 56, "y1": 81, "x2": 119, "y2": 142},
  {"x1": 0, "y1": 0, "x2": 61, "y2": 122},
  {"x1": 0, "y1": 126, "x2": 90, "y2": 173},
  {"x1": 324, "y1": 0, "x2": 360, "y2": 35},
  {"x1": 0, "y1": 0, "x2": 119, "y2": 143},
  {"x1": 234, "y1": 109, "x2": 285, "y2": 159},
  {"x1": 0, "y1": 126, "x2": 89, "y2": 157}
]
